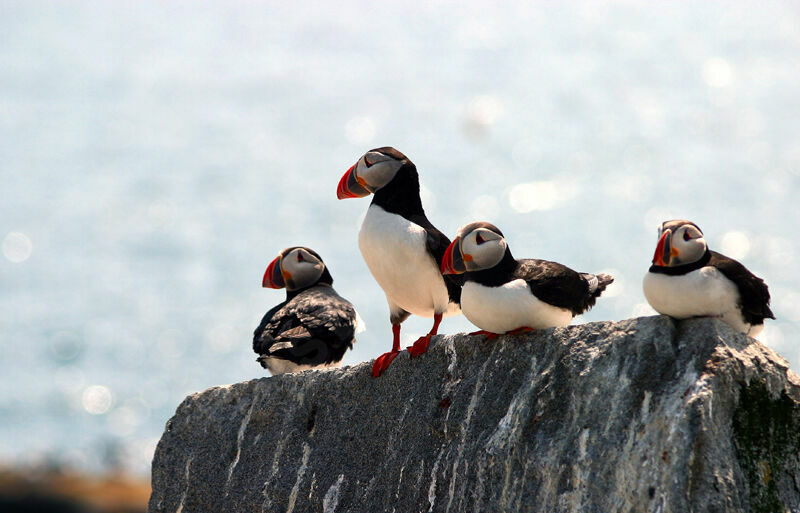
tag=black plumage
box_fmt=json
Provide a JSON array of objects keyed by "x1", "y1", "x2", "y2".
[
  {"x1": 708, "y1": 250, "x2": 774, "y2": 326},
  {"x1": 466, "y1": 249, "x2": 613, "y2": 316},
  {"x1": 370, "y1": 147, "x2": 463, "y2": 304},
  {"x1": 253, "y1": 284, "x2": 356, "y2": 369}
]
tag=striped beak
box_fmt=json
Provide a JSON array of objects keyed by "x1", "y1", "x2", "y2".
[
  {"x1": 336, "y1": 165, "x2": 371, "y2": 199},
  {"x1": 262, "y1": 256, "x2": 285, "y2": 288},
  {"x1": 441, "y1": 237, "x2": 467, "y2": 275},
  {"x1": 653, "y1": 230, "x2": 672, "y2": 267}
]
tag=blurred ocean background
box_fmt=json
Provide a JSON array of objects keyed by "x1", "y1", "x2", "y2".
[{"x1": 1, "y1": 0, "x2": 798, "y2": 479}]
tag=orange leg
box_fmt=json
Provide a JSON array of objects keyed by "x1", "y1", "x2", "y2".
[
  {"x1": 408, "y1": 313, "x2": 443, "y2": 358},
  {"x1": 372, "y1": 324, "x2": 402, "y2": 378}
]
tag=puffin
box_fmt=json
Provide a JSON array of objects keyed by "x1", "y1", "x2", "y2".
[
  {"x1": 642, "y1": 219, "x2": 774, "y2": 336},
  {"x1": 253, "y1": 246, "x2": 357, "y2": 375},
  {"x1": 440, "y1": 222, "x2": 613, "y2": 336},
  {"x1": 336, "y1": 147, "x2": 462, "y2": 377}
]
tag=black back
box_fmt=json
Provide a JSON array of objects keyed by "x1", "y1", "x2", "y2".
[
  {"x1": 708, "y1": 250, "x2": 775, "y2": 325},
  {"x1": 253, "y1": 284, "x2": 356, "y2": 367},
  {"x1": 369, "y1": 148, "x2": 463, "y2": 303},
  {"x1": 466, "y1": 250, "x2": 606, "y2": 316}
]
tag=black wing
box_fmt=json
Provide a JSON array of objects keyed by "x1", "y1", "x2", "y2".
[
  {"x1": 422, "y1": 220, "x2": 464, "y2": 304},
  {"x1": 401, "y1": 211, "x2": 463, "y2": 304},
  {"x1": 514, "y1": 259, "x2": 604, "y2": 316},
  {"x1": 709, "y1": 251, "x2": 775, "y2": 325},
  {"x1": 253, "y1": 286, "x2": 356, "y2": 367}
]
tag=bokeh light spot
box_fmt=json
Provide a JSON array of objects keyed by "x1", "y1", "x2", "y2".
[
  {"x1": 703, "y1": 58, "x2": 733, "y2": 88},
  {"x1": 719, "y1": 231, "x2": 751, "y2": 260},
  {"x1": 82, "y1": 385, "x2": 113, "y2": 415},
  {"x1": 508, "y1": 180, "x2": 579, "y2": 213},
  {"x1": 3, "y1": 232, "x2": 32, "y2": 263}
]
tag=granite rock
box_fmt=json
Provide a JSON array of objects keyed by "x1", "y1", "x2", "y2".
[{"x1": 148, "y1": 316, "x2": 800, "y2": 513}]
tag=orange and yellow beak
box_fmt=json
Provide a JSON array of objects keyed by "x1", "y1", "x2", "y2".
[
  {"x1": 441, "y1": 237, "x2": 468, "y2": 275},
  {"x1": 336, "y1": 165, "x2": 371, "y2": 199},
  {"x1": 652, "y1": 229, "x2": 680, "y2": 266},
  {"x1": 262, "y1": 256, "x2": 286, "y2": 288}
]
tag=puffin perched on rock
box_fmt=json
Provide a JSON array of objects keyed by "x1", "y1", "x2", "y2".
[
  {"x1": 253, "y1": 246, "x2": 357, "y2": 375},
  {"x1": 441, "y1": 222, "x2": 613, "y2": 337},
  {"x1": 337, "y1": 147, "x2": 462, "y2": 377},
  {"x1": 643, "y1": 219, "x2": 774, "y2": 336}
]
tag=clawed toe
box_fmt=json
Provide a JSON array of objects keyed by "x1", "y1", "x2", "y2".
[
  {"x1": 372, "y1": 350, "x2": 401, "y2": 378},
  {"x1": 407, "y1": 335, "x2": 432, "y2": 358}
]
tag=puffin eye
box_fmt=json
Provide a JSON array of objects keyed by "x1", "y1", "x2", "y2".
[
  {"x1": 297, "y1": 252, "x2": 304, "y2": 262},
  {"x1": 476, "y1": 233, "x2": 486, "y2": 245},
  {"x1": 683, "y1": 230, "x2": 691, "y2": 241}
]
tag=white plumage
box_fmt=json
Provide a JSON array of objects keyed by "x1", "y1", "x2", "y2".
[
  {"x1": 358, "y1": 204, "x2": 459, "y2": 318},
  {"x1": 461, "y1": 279, "x2": 573, "y2": 333},
  {"x1": 642, "y1": 266, "x2": 761, "y2": 336}
]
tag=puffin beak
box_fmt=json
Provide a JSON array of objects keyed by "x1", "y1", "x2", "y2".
[
  {"x1": 336, "y1": 165, "x2": 371, "y2": 199},
  {"x1": 441, "y1": 237, "x2": 467, "y2": 275},
  {"x1": 653, "y1": 229, "x2": 672, "y2": 267},
  {"x1": 262, "y1": 256, "x2": 285, "y2": 288}
]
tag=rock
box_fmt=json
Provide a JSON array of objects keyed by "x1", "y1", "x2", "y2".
[{"x1": 147, "y1": 316, "x2": 800, "y2": 513}]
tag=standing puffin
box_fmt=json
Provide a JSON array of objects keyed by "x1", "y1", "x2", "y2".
[
  {"x1": 643, "y1": 219, "x2": 774, "y2": 336},
  {"x1": 253, "y1": 246, "x2": 357, "y2": 375},
  {"x1": 337, "y1": 147, "x2": 462, "y2": 377},
  {"x1": 441, "y1": 222, "x2": 613, "y2": 336}
]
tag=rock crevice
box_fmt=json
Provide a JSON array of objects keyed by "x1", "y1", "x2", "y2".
[{"x1": 148, "y1": 316, "x2": 800, "y2": 513}]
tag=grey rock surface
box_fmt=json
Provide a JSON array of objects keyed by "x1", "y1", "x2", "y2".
[{"x1": 148, "y1": 316, "x2": 800, "y2": 513}]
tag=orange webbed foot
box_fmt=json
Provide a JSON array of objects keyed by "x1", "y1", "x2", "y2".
[{"x1": 372, "y1": 350, "x2": 401, "y2": 378}]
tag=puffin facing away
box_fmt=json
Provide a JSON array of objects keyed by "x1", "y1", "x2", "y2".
[
  {"x1": 253, "y1": 246, "x2": 357, "y2": 375},
  {"x1": 643, "y1": 219, "x2": 774, "y2": 337},
  {"x1": 441, "y1": 222, "x2": 613, "y2": 336},
  {"x1": 337, "y1": 147, "x2": 462, "y2": 377}
]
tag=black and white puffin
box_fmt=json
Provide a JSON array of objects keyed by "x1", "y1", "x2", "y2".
[
  {"x1": 643, "y1": 219, "x2": 774, "y2": 336},
  {"x1": 337, "y1": 147, "x2": 462, "y2": 377},
  {"x1": 253, "y1": 246, "x2": 357, "y2": 375},
  {"x1": 440, "y1": 222, "x2": 613, "y2": 336}
]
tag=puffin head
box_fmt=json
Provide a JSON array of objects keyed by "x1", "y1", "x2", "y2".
[
  {"x1": 441, "y1": 222, "x2": 508, "y2": 275},
  {"x1": 651, "y1": 219, "x2": 707, "y2": 267},
  {"x1": 337, "y1": 147, "x2": 413, "y2": 199},
  {"x1": 263, "y1": 246, "x2": 332, "y2": 291}
]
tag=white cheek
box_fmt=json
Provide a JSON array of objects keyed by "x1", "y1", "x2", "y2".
[
  {"x1": 472, "y1": 241, "x2": 505, "y2": 269},
  {"x1": 362, "y1": 161, "x2": 399, "y2": 189}
]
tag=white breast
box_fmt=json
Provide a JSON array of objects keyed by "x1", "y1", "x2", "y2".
[
  {"x1": 358, "y1": 204, "x2": 458, "y2": 318},
  {"x1": 642, "y1": 267, "x2": 760, "y2": 336},
  {"x1": 460, "y1": 279, "x2": 573, "y2": 333},
  {"x1": 263, "y1": 358, "x2": 341, "y2": 376}
]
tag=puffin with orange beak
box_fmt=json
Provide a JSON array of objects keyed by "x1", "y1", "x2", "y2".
[
  {"x1": 643, "y1": 219, "x2": 774, "y2": 336},
  {"x1": 441, "y1": 222, "x2": 613, "y2": 337},
  {"x1": 253, "y1": 246, "x2": 358, "y2": 375},
  {"x1": 337, "y1": 147, "x2": 462, "y2": 377}
]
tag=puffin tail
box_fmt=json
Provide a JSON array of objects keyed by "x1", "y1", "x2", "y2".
[{"x1": 583, "y1": 272, "x2": 614, "y2": 303}]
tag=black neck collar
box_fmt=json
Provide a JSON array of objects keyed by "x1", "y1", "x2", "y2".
[
  {"x1": 370, "y1": 164, "x2": 426, "y2": 221},
  {"x1": 648, "y1": 249, "x2": 711, "y2": 276},
  {"x1": 464, "y1": 250, "x2": 518, "y2": 287}
]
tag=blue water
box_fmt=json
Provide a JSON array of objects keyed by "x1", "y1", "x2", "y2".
[{"x1": 1, "y1": 1, "x2": 798, "y2": 476}]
